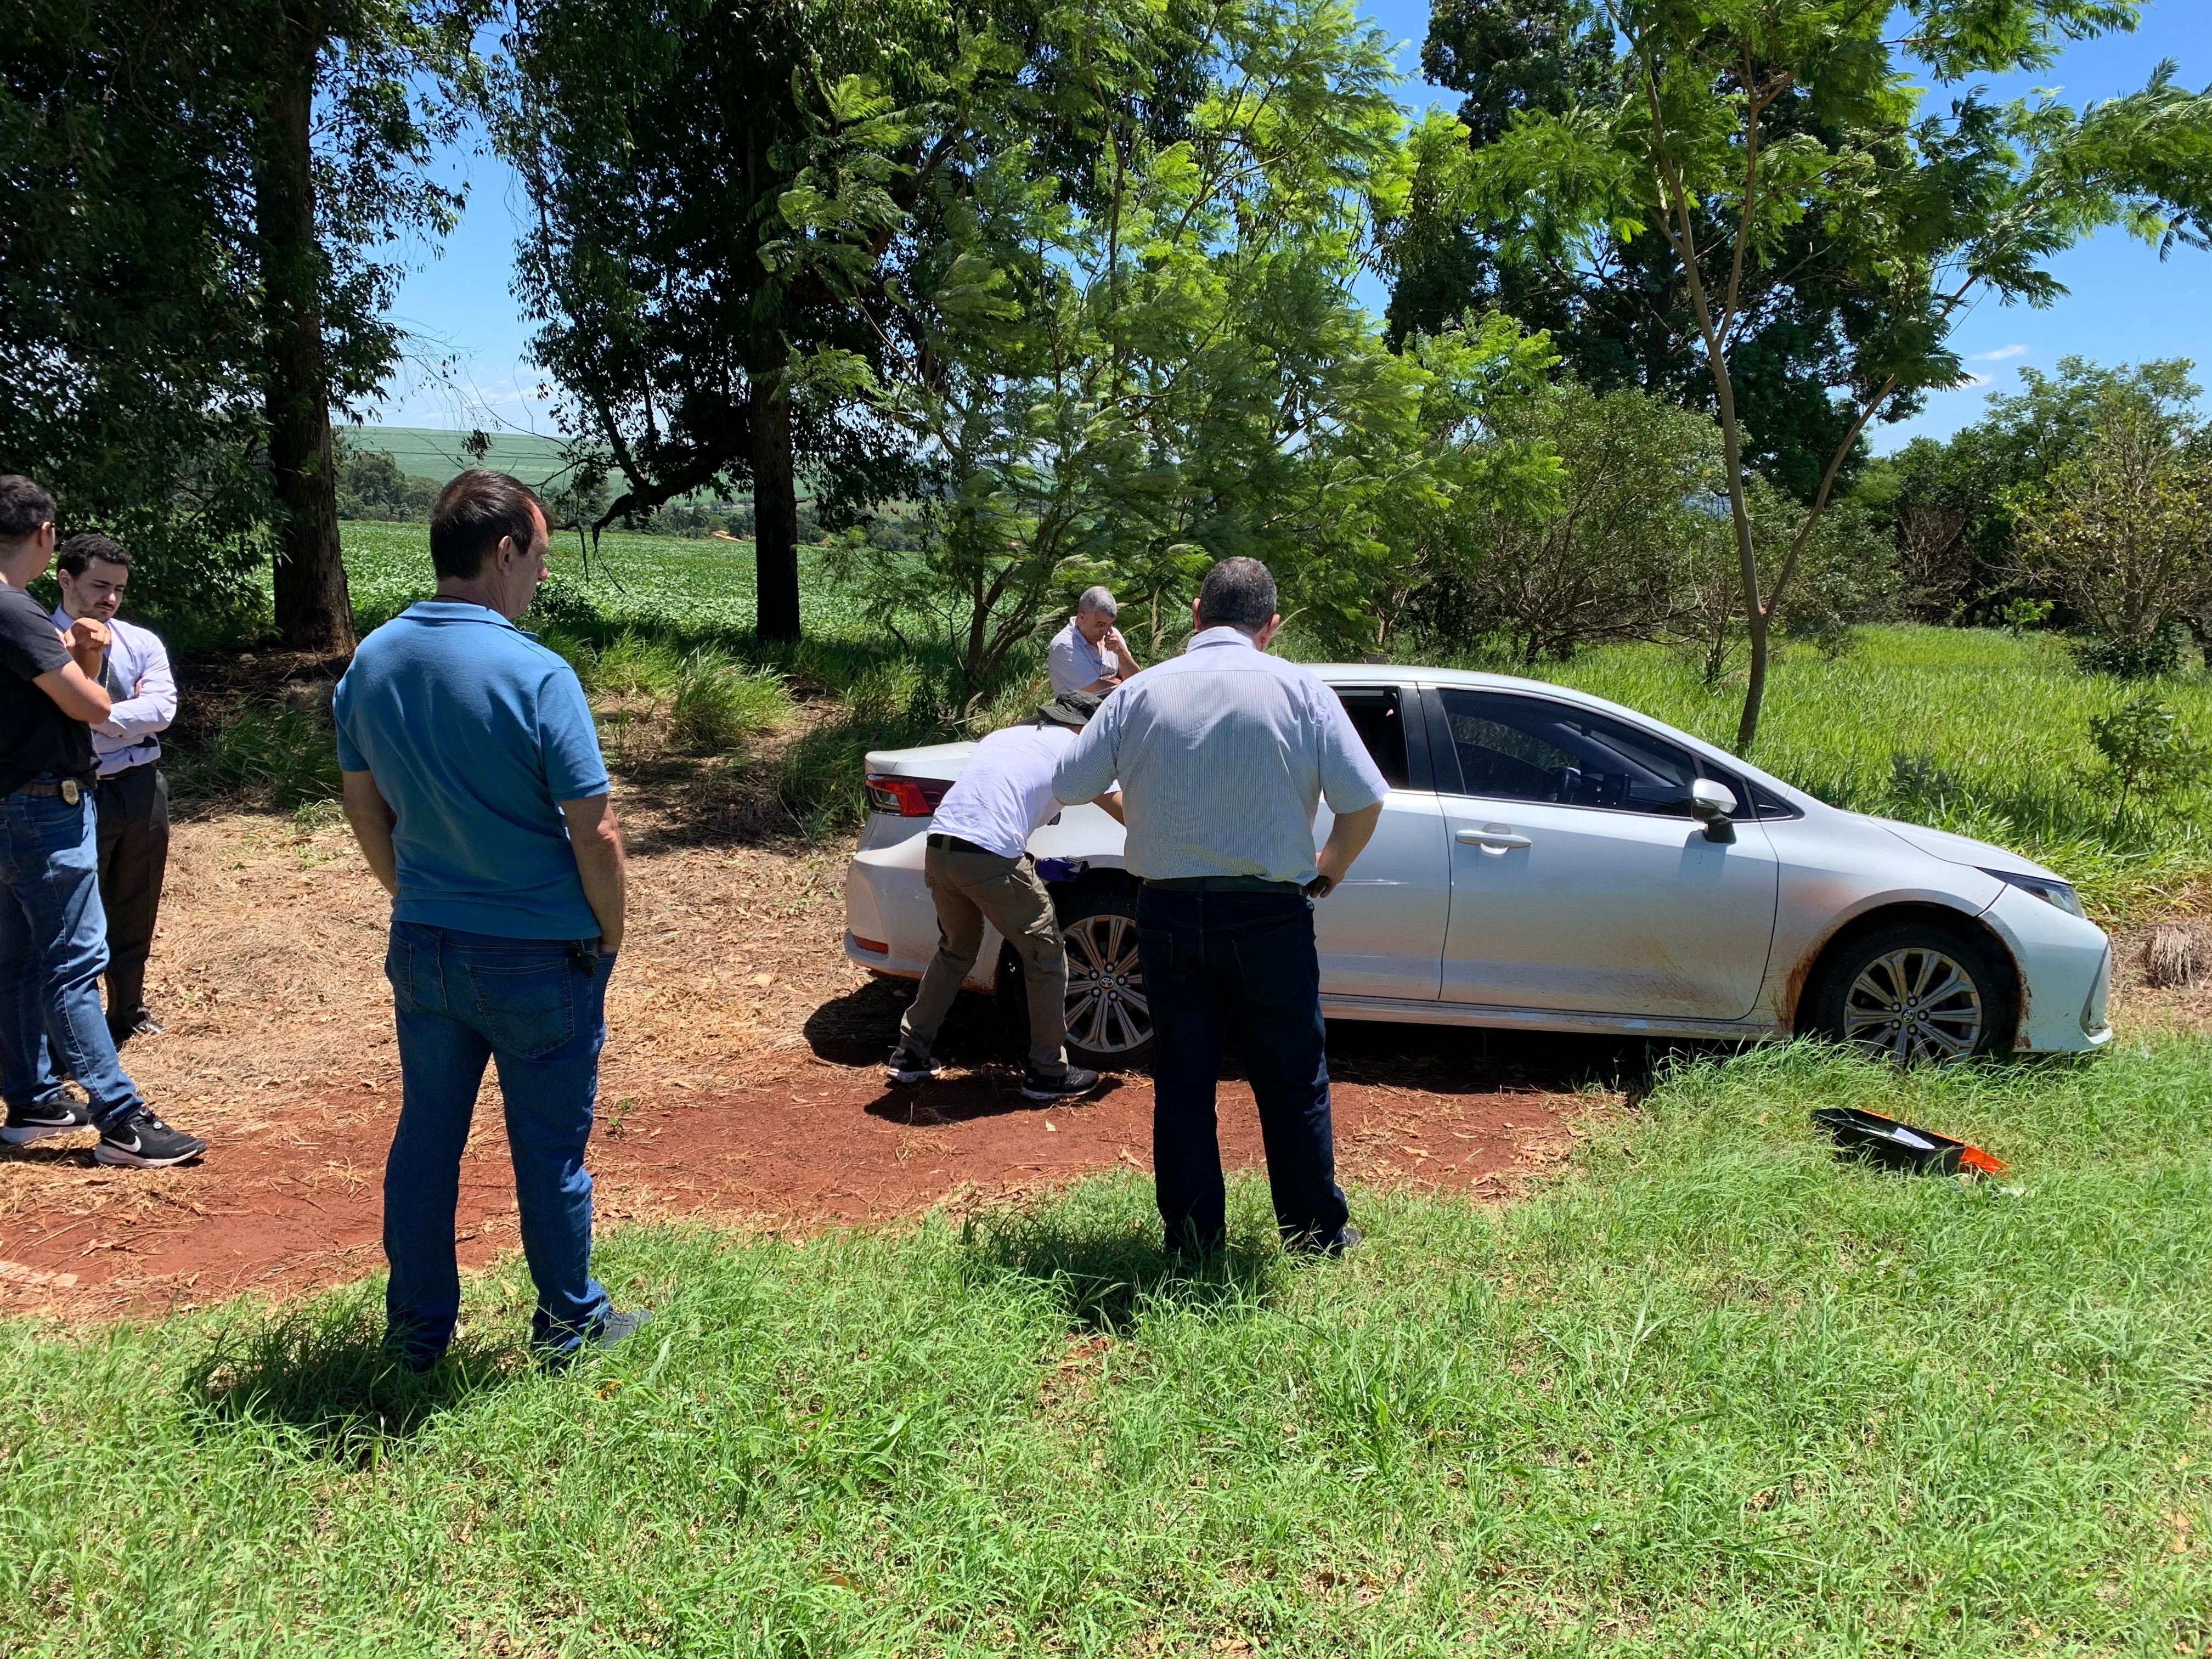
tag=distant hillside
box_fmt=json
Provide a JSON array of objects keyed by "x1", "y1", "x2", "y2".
[
  {"x1": 338, "y1": 426, "x2": 574, "y2": 492},
  {"x1": 338, "y1": 426, "x2": 749, "y2": 509}
]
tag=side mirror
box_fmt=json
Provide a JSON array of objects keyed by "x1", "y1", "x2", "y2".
[{"x1": 1690, "y1": 778, "x2": 1738, "y2": 843}]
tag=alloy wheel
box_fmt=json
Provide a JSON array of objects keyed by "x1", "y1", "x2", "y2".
[
  {"x1": 1062, "y1": 911, "x2": 1151, "y2": 1059},
  {"x1": 1841, "y1": 946, "x2": 1985, "y2": 1064}
]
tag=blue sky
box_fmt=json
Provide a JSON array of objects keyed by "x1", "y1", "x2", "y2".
[{"x1": 371, "y1": 0, "x2": 2210, "y2": 450}]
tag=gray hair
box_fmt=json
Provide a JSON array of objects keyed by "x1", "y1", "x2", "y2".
[
  {"x1": 1076, "y1": 584, "x2": 1118, "y2": 618},
  {"x1": 1195, "y1": 556, "x2": 1277, "y2": 633}
]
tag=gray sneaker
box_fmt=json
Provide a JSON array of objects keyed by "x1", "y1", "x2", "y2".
[
  {"x1": 1020, "y1": 1065, "x2": 1101, "y2": 1102},
  {"x1": 595, "y1": 1308, "x2": 651, "y2": 1350}
]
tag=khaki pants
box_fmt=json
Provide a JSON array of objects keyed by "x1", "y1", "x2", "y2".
[{"x1": 900, "y1": 842, "x2": 1068, "y2": 1075}]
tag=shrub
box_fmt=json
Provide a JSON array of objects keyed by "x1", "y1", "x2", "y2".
[
  {"x1": 668, "y1": 653, "x2": 792, "y2": 750},
  {"x1": 778, "y1": 661, "x2": 953, "y2": 836},
  {"x1": 588, "y1": 630, "x2": 685, "y2": 699},
  {"x1": 2089, "y1": 694, "x2": 2210, "y2": 814},
  {"x1": 171, "y1": 702, "x2": 340, "y2": 809}
]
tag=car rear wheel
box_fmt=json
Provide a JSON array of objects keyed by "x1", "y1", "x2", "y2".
[
  {"x1": 1053, "y1": 889, "x2": 1153, "y2": 1070},
  {"x1": 1804, "y1": 920, "x2": 2014, "y2": 1065}
]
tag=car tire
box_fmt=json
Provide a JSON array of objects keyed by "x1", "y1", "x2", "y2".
[
  {"x1": 1002, "y1": 885, "x2": 1154, "y2": 1070},
  {"x1": 1802, "y1": 918, "x2": 2016, "y2": 1065}
]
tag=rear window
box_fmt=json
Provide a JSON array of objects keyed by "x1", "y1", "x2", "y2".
[{"x1": 1334, "y1": 686, "x2": 1410, "y2": 789}]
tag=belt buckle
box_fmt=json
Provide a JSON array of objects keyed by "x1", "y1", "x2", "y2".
[{"x1": 59, "y1": 780, "x2": 80, "y2": 806}]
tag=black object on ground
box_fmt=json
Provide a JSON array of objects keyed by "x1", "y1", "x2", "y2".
[{"x1": 1812, "y1": 1107, "x2": 2006, "y2": 1177}]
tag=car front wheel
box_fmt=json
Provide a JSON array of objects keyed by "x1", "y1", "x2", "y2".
[{"x1": 1803, "y1": 919, "x2": 2015, "y2": 1065}]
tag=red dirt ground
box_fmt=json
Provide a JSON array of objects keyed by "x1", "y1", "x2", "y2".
[
  {"x1": 0, "y1": 812, "x2": 1603, "y2": 1322},
  {"x1": 0, "y1": 1064, "x2": 1585, "y2": 1319}
]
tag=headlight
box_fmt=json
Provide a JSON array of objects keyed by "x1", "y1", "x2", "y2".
[{"x1": 1982, "y1": 868, "x2": 2086, "y2": 918}]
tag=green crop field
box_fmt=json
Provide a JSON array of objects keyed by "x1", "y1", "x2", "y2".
[
  {"x1": 8, "y1": 1040, "x2": 2212, "y2": 1656},
  {"x1": 341, "y1": 521, "x2": 877, "y2": 640},
  {"x1": 336, "y1": 426, "x2": 578, "y2": 493}
]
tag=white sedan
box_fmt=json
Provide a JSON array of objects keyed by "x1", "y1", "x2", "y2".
[{"x1": 843, "y1": 667, "x2": 2113, "y2": 1070}]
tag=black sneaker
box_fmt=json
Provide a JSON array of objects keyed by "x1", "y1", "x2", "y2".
[
  {"x1": 1020, "y1": 1065, "x2": 1101, "y2": 1102},
  {"x1": 2, "y1": 1096, "x2": 92, "y2": 1146},
  {"x1": 1290, "y1": 1223, "x2": 1362, "y2": 1258},
  {"x1": 886, "y1": 1047, "x2": 939, "y2": 1085},
  {"x1": 110, "y1": 1008, "x2": 163, "y2": 1045},
  {"x1": 94, "y1": 1109, "x2": 207, "y2": 1168}
]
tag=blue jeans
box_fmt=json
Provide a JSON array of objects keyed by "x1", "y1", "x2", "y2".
[
  {"x1": 1135, "y1": 886, "x2": 1351, "y2": 1254},
  {"x1": 0, "y1": 788, "x2": 144, "y2": 1130},
  {"x1": 383, "y1": 922, "x2": 614, "y2": 1364}
]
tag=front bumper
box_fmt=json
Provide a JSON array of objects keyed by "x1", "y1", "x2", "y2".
[{"x1": 1980, "y1": 883, "x2": 2114, "y2": 1053}]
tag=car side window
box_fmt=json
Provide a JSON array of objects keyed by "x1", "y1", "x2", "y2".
[
  {"x1": 1334, "y1": 686, "x2": 1412, "y2": 790},
  {"x1": 1437, "y1": 689, "x2": 1703, "y2": 816}
]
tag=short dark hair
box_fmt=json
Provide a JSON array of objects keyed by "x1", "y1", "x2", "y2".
[
  {"x1": 1195, "y1": 556, "x2": 1277, "y2": 633},
  {"x1": 57, "y1": 533, "x2": 131, "y2": 578},
  {"x1": 0, "y1": 475, "x2": 57, "y2": 543},
  {"x1": 429, "y1": 470, "x2": 543, "y2": 581}
]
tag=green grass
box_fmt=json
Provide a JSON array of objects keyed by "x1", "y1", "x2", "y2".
[
  {"x1": 1427, "y1": 627, "x2": 2212, "y2": 921},
  {"x1": 336, "y1": 426, "x2": 578, "y2": 494},
  {"x1": 6, "y1": 1039, "x2": 2212, "y2": 1654},
  {"x1": 341, "y1": 521, "x2": 882, "y2": 642}
]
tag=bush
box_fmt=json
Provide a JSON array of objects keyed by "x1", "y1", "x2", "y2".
[
  {"x1": 668, "y1": 653, "x2": 792, "y2": 750},
  {"x1": 586, "y1": 631, "x2": 685, "y2": 700},
  {"x1": 2089, "y1": 694, "x2": 2210, "y2": 814},
  {"x1": 171, "y1": 702, "x2": 340, "y2": 809},
  {"x1": 777, "y1": 659, "x2": 953, "y2": 835},
  {"x1": 2073, "y1": 621, "x2": 2190, "y2": 679}
]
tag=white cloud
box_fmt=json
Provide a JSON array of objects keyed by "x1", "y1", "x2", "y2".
[{"x1": 1968, "y1": 343, "x2": 2029, "y2": 363}]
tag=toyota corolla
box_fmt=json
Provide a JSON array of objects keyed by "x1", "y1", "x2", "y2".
[{"x1": 842, "y1": 667, "x2": 2113, "y2": 1070}]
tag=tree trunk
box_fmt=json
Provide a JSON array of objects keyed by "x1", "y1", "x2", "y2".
[
  {"x1": 751, "y1": 365, "x2": 801, "y2": 643},
  {"x1": 1705, "y1": 365, "x2": 1767, "y2": 752},
  {"x1": 255, "y1": 2, "x2": 354, "y2": 653}
]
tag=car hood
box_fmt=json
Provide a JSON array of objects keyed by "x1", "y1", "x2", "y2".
[{"x1": 1871, "y1": 817, "x2": 2059, "y2": 881}]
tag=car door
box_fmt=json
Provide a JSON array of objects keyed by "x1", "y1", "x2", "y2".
[
  {"x1": 1427, "y1": 686, "x2": 1780, "y2": 1019},
  {"x1": 1311, "y1": 683, "x2": 1448, "y2": 1001}
]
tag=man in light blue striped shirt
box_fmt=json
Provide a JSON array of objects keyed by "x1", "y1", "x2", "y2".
[
  {"x1": 1053, "y1": 557, "x2": 1384, "y2": 1259},
  {"x1": 52, "y1": 535, "x2": 176, "y2": 1043}
]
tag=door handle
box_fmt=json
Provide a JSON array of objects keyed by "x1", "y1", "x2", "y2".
[{"x1": 1456, "y1": 827, "x2": 1532, "y2": 850}]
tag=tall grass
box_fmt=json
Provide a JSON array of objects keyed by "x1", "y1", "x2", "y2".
[
  {"x1": 167, "y1": 702, "x2": 341, "y2": 809},
  {"x1": 7, "y1": 1037, "x2": 2212, "y2": 1654}
]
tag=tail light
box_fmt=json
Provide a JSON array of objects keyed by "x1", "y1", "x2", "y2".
[{"x1": 864, "y1": 774, "x2": 952, "y2": 817}]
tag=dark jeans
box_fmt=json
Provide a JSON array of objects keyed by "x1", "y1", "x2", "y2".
[
  {"x1": 1135, "y1": 885, "x2": 1350, "y2": 1254},
  {"x1": 383, "y1": 922, "x2": 614, "y2": 1365},
  {"x1": 0, "y1": 787, "x2": 145, "y2": 1130},
  {"x1": 95, "y1": 763, "x2": 168, "y2": 1023}
]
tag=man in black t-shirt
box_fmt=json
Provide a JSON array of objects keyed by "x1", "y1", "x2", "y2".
[{"x1": 0, "y1": 476, "x2": 204, "y2": 1166}]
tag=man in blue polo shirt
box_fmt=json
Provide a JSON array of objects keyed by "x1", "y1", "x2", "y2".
[{"x1": 334, "y1": 469, "x2": 643, "y2": 1370}]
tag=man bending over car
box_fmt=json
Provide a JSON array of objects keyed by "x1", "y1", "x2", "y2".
[{"x1": 888, "y1": 690, "x2": 1124, "y2": 1100}]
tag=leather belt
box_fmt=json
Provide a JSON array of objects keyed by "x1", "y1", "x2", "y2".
[
  {"x1": 9, "y1": 778, "x2": 92, "y2": 803},
  {"x1": 927, "y1": 832, "x2": 1007, "y2": 857}
]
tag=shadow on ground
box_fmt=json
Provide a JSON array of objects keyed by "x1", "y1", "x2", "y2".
[
  {"x1": 960, "y1": 1205, "x2": 1290, "y2": 1333},
  {"x1": 806, "y1": 975, "x2": 1729, "y2": 1104},
  {"x1": 185, "y1": 1300, "x2": 528, "y2": 1465}
]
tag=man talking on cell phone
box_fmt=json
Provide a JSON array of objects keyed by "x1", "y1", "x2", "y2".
[
  {"x1": 0, "y1": 477, "x2": 205, "y2": 1166},
  {"x1": 1052, "y1": 556, "x2": 1384, "y2": 1261}
]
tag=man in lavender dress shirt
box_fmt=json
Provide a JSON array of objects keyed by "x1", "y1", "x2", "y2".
[{"x1": 51, "y1": 534, "x2": 176, "y2": 1045}]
